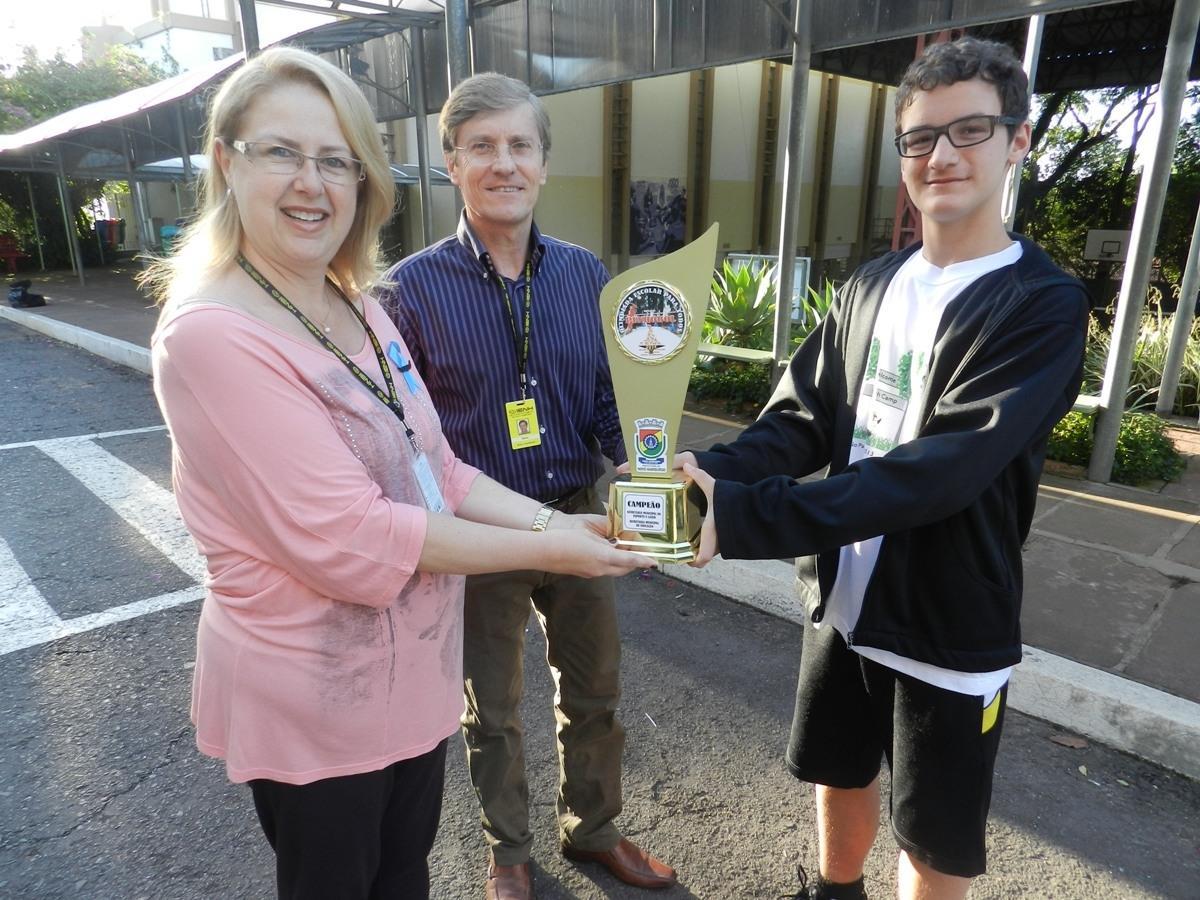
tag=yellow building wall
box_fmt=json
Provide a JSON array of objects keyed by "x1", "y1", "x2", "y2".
[
  {"x1": 709, "y1": 62, "x2": 763, "y2": 253},
  {"x1": 381, "y1": 66, "x2": 896, "y2": 268},
  {"x1": 535, "y1": 175, "x2": 605, "y2": 254},
  {"x1": 537, "y1": 88, "x2": 605, "y2": 255}
]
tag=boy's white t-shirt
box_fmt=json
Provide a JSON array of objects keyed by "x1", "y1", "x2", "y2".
[{"x1": 821, "y1": 241, "x2": 1023, "y2": 699}]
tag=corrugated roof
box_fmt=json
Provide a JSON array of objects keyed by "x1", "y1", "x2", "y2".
[{"x1": 0, "y1": 53, "x2": 244, "y2": 154}]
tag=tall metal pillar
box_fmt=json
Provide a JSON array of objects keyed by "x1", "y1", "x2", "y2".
[
  {"x1": 1003, "y1": 14, "x2": 1044, "y2": 230},
  {"x1": 772, "y1": 0, "x2": 813, "y2": 387},
  {"x1": 1089, "y1": 0, "x2": 1200, "y2": 482},
  {"x1": 1155, "y1": 200, "x2": 1200, "y2": 420},
  {"x1": 25, "y1": 175, "x2": 45, "y2": 271},
  {"x1": 175, "y1": 105, "x2": 195, "y2": 183},
  {"x1": 238, "y1": 0, "x2": 260, "y2": 57},
  {"x1": 806, "y1": 73, "x2": 838, "y2": 290},
  {"x1": 410, "y1": 26, "x2": 434, "y2": 249},
  {"x1": 124, "y1": 131, "x2": 154, "y2": 254},
  {"x1": 445, "y1": 0, "x2": 472, "y2": 88},
  {"x1": 55, "y1": 148, "x2": 85, "y2": 286}
]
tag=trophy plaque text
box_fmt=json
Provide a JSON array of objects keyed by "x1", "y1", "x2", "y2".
[{"x1": 602, "y1": 225, "x2": 719, "y2": 562}]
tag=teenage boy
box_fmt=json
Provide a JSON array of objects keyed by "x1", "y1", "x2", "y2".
[
  {"x1": 679, "y1": 37, "x2": 1089, "y2": 900},
  {"x1": 380, "y1": 73, "x2": 676, "y2": 900}
]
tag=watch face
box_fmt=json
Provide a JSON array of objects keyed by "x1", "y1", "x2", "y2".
[{"x1": 612, "y1": 279, "x2": 690, "y2": 364}]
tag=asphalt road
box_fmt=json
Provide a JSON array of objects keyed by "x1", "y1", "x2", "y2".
[{"x1": 1, "y1": 319, "x2": 1198, "y2": 899}]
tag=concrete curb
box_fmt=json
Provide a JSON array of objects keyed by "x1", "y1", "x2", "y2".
[
  {"x1": 0, "y1": 306, "x2": 151, "y2": 374},
  {"x1": 662, "y1": 557, "x2": 1200, "y2": 782}
]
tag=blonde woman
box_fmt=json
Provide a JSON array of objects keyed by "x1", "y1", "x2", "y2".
[{"x1": 144, "y1": 47, "x2": 652, "y2": 900}]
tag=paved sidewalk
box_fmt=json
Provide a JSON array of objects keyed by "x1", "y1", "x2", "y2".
[{"x1": 5, "y1": 266, "x2": 1200, "y2": 780}]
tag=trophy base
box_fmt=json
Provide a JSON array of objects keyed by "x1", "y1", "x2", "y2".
[{"x1": 607, "y1": 475, "x2": 700, "y2": 563}]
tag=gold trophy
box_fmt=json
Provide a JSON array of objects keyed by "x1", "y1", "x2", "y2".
[{"x1": 603, "y1": 224, "x2": 719, "y2": 562}]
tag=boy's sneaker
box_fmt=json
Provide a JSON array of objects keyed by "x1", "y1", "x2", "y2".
[{"x1": 781, "y1": 864, "x2": 868, "y2": 900}]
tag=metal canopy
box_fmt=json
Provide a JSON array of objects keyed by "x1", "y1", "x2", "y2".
[
  {"x1": 0, "y1": 0, "x2": 1180, "y2": 183},
  {"x1": 0, "y1": 53, "x2": 243, "y2": 178},
  {"x1": 812, "y1": 0, "x2": 1198, "y2": 91},
  {"x1": 251, "y1": 1, "x2": 1168, "y2": 118}
]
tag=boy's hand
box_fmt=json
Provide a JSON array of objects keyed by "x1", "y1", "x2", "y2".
[
  {"x1": 682, "y1": 462, "x2": 718, "y2": 567},
  {"x1": 614, "y1": 451, "x2": 698, "y2": 478}
]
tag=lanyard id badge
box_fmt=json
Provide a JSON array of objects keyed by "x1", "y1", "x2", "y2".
[
  {"x1": 486, "y1": 257, "x2": 541, "y2": 451},
  {"x1": 505, "y1": 398, "x2": 541, "y2": 449},
  {"x1": 412, "y1": 452, "x2": 446, "y2": 513}
]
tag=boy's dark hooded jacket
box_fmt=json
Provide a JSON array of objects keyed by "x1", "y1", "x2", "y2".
[{"x1": 695, "y1": 236, "x2": 1089, "y2": 672}]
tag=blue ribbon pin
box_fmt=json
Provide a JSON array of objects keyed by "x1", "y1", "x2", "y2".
[{"x1": 387, "y1": 341, "x2": 421, "y2": 395}]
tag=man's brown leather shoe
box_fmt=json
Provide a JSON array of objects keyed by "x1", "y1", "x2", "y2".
[
  {"x1": 562, "y1": 837, "x2": 677, "y2": 889},
  {"x1": 485, "y1": 856, "x2": 534, "y2": 900}
]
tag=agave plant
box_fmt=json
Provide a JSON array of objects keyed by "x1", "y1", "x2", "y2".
[
  {"x1": 793, "y1": 280, "x2": 837, "y2": 345},
  {"x1": 706, "y1": 260, "x2": 778, "y2": 348}
]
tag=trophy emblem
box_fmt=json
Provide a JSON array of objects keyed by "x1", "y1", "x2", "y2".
[
  {"x1": 613, "y1": 281, "x2": 691, "y2": 363},
  {"x1": 602, "y1": 225, "x2": 719, "y2": 562}
]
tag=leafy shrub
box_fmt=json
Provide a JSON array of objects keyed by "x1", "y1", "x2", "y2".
[
  {"x1": 1046, "y1": 410, "x2": 1184, "y2": 485},
  {"x1": 689, "y1": 360, "x2": 772, "y2": 412},
  {"x1": 1113, "y1": 412, "x2": 1185, "y2": 484},
  {"x1": 1045, "y1": 411, "x2": 1093, "y2": 466}
]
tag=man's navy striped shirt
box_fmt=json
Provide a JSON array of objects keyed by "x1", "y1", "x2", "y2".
[{"x1": 379, "y1": 217, "x2": 625, "y2": 503}]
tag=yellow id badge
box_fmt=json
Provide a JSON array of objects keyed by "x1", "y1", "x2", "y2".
[{"x1": 506, "y1": 399, "x2": 541, "y2": 449}]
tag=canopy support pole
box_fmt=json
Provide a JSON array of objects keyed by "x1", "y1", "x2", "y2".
[
  {"x1": 772, "y1": 0, "x2": 813, "y2": 387},
  {"x1": 55, "y1": 148, "x2": 85, "y2": 286},
  {"x1": 1089, "y1": 0, "x2": 1200, "y2": 481}
]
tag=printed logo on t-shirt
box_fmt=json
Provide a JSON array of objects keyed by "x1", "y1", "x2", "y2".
[{"x1": 852, "y1": 341, "x2": 929, "y2": 458}]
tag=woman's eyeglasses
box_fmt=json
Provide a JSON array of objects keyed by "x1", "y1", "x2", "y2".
[
  {"x1": 893, "y1": 114, "x2": 1021, "y2": 158},
  {"x1": 453, "y1": 140, "x2": 542, "y2": 165},
  {"x1": 229, "y1": 140, "x2": 366, "y2": 184}
]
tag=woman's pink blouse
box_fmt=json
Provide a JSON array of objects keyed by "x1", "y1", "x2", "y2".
[{"x1": 152, "y1": 298, "x2": 480, "y2": 785}]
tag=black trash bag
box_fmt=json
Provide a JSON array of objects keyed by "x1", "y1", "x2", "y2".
[{"x1": 8, "y1": 280, "x2": 46, "y2": 308}]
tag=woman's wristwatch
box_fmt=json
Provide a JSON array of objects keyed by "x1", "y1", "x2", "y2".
[{"x1": 530, "y1": 504, "x2": 556, "y2": 532}]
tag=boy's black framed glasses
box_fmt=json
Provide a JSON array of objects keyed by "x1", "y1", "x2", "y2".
[{"x1": 894, "y1": 114, "x2": 1022, "y2": 158}]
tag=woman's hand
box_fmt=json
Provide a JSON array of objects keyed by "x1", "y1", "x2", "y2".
[
  {"x1": 542, "y1": 528, "x2": 656, "y2": 578},
  {"x1": 682, "y1": 461, "x2": 718, "y2": 567},
  {"x1": 549, "y1": 510, "x2": 610, "y2": 538}
]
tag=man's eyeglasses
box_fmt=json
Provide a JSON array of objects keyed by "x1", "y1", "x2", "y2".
[
  {"x1": 453, "y1": 140, "x2": 542, "y2": 165},
  {"x1": 893, "y1": 114, "x2": 1021, "y2": 158},
  {"x1": 229, "y1": 140, "x2": 366, "y2": 184}
]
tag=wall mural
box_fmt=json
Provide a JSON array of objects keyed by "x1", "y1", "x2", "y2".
[{"x1": 630, "y1": 178, "x2": 686, "y2": 256}]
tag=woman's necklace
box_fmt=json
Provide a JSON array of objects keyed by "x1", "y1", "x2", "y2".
[{"x1": 317, "y1": 284, "x2": 338, "y2": 333}]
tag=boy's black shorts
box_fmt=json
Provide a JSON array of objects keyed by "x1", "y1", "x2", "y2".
[{"x1": 786, "y1": 618, "x2": 1007, "y2": 878}]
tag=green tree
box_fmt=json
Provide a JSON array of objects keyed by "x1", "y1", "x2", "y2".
[
  {"x1": 1015, "y1": 85, "x2": 1200, "y2": 303},
  {"x1": 0, "y1": 46, "x2": 172, "y2": 269}
]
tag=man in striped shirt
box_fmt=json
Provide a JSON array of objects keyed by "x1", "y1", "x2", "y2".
[{"x1": 380, "y1": 72, "x2": 676, "y2": 900}]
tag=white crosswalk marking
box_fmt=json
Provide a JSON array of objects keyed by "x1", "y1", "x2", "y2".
[
  {"x1": 0, "y1": 535, "x2": 62, "y2": 639},
  {"x1": 37, "y1": 437, "x2": 206, "y2": 583},
  {"x1": 0, "y1": 424, "x2": 167, "y2": 452},
  {"x1": 0, "y1": 587, "x2": 204, "y2": 657},
  {"x1": 0, "y1": 427, "x2": 207, "y2": 656}
]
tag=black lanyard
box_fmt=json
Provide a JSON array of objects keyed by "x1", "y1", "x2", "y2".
[
  {"x1": 483, "y1": 256, "x2": 533, "y2": 399},
  {"x1": 236, "y1": 254, "x2": 419, "y2": 452}
]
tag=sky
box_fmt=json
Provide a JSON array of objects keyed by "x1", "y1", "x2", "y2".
[{"x1": 0, "y1": 1, "x2": 334, "y2": 72}]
